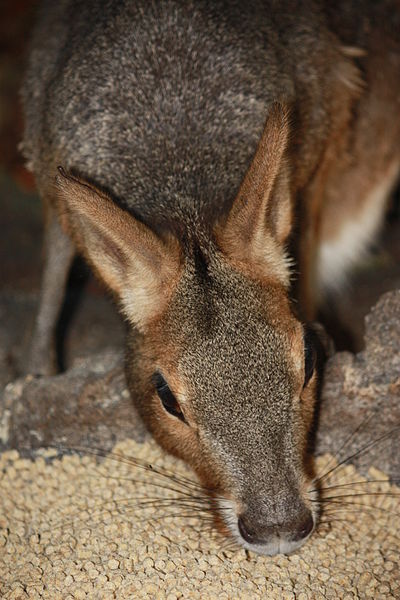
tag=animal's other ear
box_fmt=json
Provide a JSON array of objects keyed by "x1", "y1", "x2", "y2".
[
  {"x1": 55, "y1": 168, "x2": 181, "y2": 329},
  {"x1": 217, "y1": 102, "x2": 292, "y2": 286}
]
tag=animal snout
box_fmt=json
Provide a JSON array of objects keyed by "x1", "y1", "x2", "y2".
[{"x1": 237, "y1": 506, "x2": 314, "y2": 547}]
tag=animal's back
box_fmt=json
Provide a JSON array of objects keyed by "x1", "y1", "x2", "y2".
[{"x1": 22, "y1": 0, "x2": 359, "y2": 235}]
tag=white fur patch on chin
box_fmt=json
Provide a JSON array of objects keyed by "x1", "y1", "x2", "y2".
[{"x1": 217, "y1": 498, "x2": 314, "y2": 557}]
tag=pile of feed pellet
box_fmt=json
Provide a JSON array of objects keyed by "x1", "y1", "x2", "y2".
[{"x1": 1, "y1": 439, "x2": 399, "y2": 599}]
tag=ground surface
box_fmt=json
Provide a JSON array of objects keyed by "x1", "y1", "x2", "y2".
[{"x1": 1, "y1": 443, "x2": 399, "y2": 599}]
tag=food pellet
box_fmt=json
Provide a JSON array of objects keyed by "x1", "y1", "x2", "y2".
[{"x1": 0, "y1": 438, "x2": 399, "y2": 598}]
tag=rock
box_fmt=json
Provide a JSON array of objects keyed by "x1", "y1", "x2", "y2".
[
  {"x1": 316, "y1": 290, "x2": 400, "y2": 479},
  {"x1": 0, "y1": 349, "x2": 148, "y2": 455}
]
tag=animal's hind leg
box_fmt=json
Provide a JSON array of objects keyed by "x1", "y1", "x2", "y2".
[{"x1": 27, "y1": 205, "x2": 75, "y2": 375}]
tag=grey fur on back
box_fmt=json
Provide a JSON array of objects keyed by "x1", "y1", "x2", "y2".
[{"x1": 22, "y1": 0, "x2": 342, "y2": 236}]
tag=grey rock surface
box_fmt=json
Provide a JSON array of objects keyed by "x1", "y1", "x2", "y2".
[
  {"x1": 316, "y1": 289, "x2": 400, "y2": 479},
  {"x1": 0, "y1": 349, "x2": 148, "y2": 454},
  {"x1": 1, "y1": 290, "x2": 399, "y2": 478}
]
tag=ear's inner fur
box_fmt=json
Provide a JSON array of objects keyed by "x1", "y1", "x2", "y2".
[
  {"x1": 217, "y1": 102, "x2": 292, "y2": 287},
  {"x1": 54, "y1": 168, "x2": 181, "y2": 329}
]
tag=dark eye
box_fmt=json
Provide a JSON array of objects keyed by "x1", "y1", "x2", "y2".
[
  {"x1": 152, "y1": 372, "x2": 186, "y2": 423},
  {"x1": 303, "y1": 327, "x2": 316, "y2": 387}
]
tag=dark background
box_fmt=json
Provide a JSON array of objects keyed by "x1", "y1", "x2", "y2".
[{"x1": 0, "y1": 0, "x2": 399, "y2": 388}]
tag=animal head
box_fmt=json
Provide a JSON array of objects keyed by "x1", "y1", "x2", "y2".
[{"x1": 55, "y1": 104, "x2": 318, "y2": 555}]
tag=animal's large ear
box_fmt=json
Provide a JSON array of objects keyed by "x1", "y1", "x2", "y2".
[
  {"x1": 55, "y1": 169, "x2": 181, "y2": 329},
  {"x1": 217, "y1": 102, "x2": 292, "y2": 286}
]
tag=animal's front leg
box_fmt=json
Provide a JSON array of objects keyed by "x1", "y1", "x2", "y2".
[{"x1": 26, "y1": 203, "x2": 75, "y2": 375}]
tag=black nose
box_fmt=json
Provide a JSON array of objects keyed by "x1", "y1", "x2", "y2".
[
  {"x1": 238, "y1": 515, "x2": 260, "y2": 544},
  {"x1": 291, "y1": 512, "x2": 314, "y2": 541},
  {"x1": 238, "y1": 508, "x2": 314, "y2": 545}
]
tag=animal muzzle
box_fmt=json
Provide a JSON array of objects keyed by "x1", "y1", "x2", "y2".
[
  {"x1": 220, "y1": 496, "x2": 315, "y2": 556},
  {"x1": 238, "y1": 507, "x2": 314, "y2": 545}
]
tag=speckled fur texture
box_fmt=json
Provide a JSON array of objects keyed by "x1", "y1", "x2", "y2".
[
  {"x1": 21, "y1": 0, "x2": 400, "y2": 556},
  {"x1": 22, "y1": 0, "x2": 367, "y2": 234}
]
